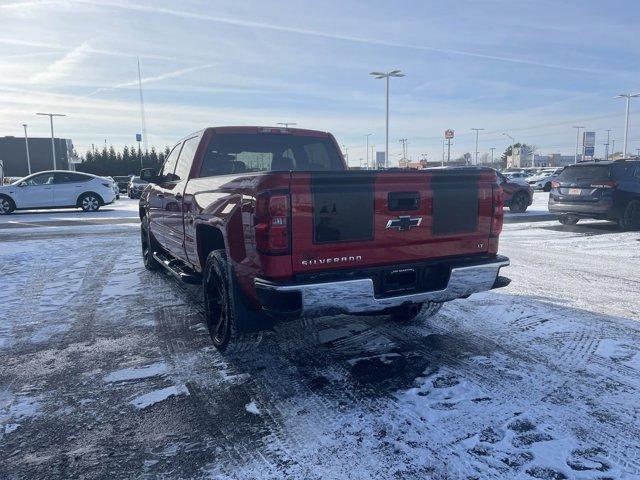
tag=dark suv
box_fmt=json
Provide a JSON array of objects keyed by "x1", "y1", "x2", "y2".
[
  {"x1": 113, "y1": 176, "x2": 132, "y2": 193},
  {"x1": 549, "y1": 160, "x2": 640, "y2": 230}
]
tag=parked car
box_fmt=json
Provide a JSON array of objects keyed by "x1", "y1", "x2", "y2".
[
  {"x1": 138, "y1": 126, "x2": 510, "y2": 352},
  {"x1": 503, "y1": 171, "x2": 532, "y2": 182},
  {"x1": 105, "y1": 176, "x2": 120, "y2": 199},
  {"x1": 0, "y1": 170, "x2": 116, "y2": 214},
  {"x1": 113, "y1": 175, "x2": 133, "y2": 193},
  {"x1": 527, "y1": 168, "x2": 564, "y2": 191},
  {"x1": 496, "y1": 171, "x2": 534, "y2": 212},
  {"x1": 549, "y1": 160, "x2": 640, "y2": 229},
  {"x1": 127, "y1": 176, "x2": 148, "y2": 199}
]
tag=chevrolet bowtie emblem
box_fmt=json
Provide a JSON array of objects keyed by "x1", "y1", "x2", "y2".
[{"x1": 386, "y1": 216, "x2": 422, "y2": 231}]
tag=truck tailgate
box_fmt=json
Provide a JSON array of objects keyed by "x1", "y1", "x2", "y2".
[{"x1": 290, "y1": 170, "x2": 495, "y2": 275}]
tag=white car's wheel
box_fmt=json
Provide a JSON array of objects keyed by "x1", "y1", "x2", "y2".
[
  {"x1": 0, "y1": 196, "x2": 15, "y2": 215},
  {"x1": 79, "y1": 193, "x2": 101, "y2": 212}
]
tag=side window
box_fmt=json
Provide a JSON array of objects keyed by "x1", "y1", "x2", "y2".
[
  {"x1": 173, "y1": 136, "x2": 199, "y2": 181},
  {"x1": 25, "y1": 172, "x2": 55, "y2": 186},
  {"x1": 634, "y1": 166, "x2": 640, "y2": 180},
  {"x1": 160, "y1": 143, "x2": 182, "y2": 180},
  {"x1": 55, "y1": 172, "x2": 89, "y2": 183}
]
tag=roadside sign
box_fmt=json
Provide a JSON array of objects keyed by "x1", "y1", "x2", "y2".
[
  {"x1": 135, "y1": 133, "x2": 142, "y2": 142},
  {"x1": 583, "y1": 131, "x2": 595, "y2": 148},
  {"x1": 445, "y1": 129, "x2": 454, "y2": 139},
  {"x1": 584, "y1": 146, "x2": 595, "y2": 156}
]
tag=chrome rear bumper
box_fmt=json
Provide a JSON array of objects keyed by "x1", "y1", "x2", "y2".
[{"x1": 255, "y1": 256, "x2": 510, "y2": 317}]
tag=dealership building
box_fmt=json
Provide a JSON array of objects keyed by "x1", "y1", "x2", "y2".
[{"x1": 0, "y1": 136, "x2": 75, "y2": 177}]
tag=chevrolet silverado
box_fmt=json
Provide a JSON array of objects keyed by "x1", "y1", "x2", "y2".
[{"x1": 139, "y1": 127, "x2": 510, "y2": 352}]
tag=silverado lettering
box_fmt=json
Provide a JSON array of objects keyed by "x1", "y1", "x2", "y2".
[
  {"x1": 302, "y1": 256, "x2": 363, "y2": 266},
  {"x1": 138, "y1": 126, "x2": 510, "y2": 353}
]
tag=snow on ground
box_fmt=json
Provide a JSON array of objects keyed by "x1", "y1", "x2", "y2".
[
  {"x1": 130, "y1": 385, "x2": 189, "y2": 410},
  {"x1": 0, "y1": 197, "x2": 139, "y2": 224},
  {"x1": 1, "y1": 218, "x2": 639, "y2": 479}
]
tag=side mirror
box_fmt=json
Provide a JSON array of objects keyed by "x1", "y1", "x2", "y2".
[
  {"x1": 140, "y1": 168, "x2": 158, "y2": 183},
  {"x1": 19, "y1": 181, "x2": 27, "y2": 187}
]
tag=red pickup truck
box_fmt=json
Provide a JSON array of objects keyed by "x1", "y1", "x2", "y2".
[{"x1": 139, "y1": 126, "x2": 510, "y2": 352}]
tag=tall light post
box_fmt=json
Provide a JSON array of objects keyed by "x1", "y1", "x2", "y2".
[
  {"x1": 489, "y1": 147, "x2": 496, "y2": 165},
  {"x1": 398, "y1": 138, "x2": 408, "y2": 162},
  {"x1": 36, "y1": 112, "x2": 66, "y2": 169},
  {"x1": 572, "y1": 126, "x2": 584, "y2": 164},
  {"x1": 605, "y1": 129, "x2": 611, "y2": 161},
  {"x1": 364, "y1": 133, "x2": 373, "y2": 170},
  {"x1": 370, "y1": 70, "x2": 405, "y2": 168},
  {"x1": 502, "y1": 132, "x2": 515, "y2": 166},
  {"x1": 137, "y1": 57, "x2": 148, "y2": 155},
  {"x1": 342, "y1": 144, "x2": 349, "y2": 165},
  {"x1": 22, "y1": 123, "x2": 32, "y2": 175},
  {"x1": 471, "y1": 128, "x2": 484, "y2": 165},
  {"x1": 615, "y1": 93, "x2": 640, "y2": 158},
  {"x1": 277, "y1": 122, "x2": 297, "y2": 128}
]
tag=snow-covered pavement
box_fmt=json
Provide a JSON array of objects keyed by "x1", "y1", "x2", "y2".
[
  {"x1": 0, "y1": 197, "x2": 139, "y2": 230},
  {"x1": 1, "y1": 219, "x2": 639, "y2": 479}
]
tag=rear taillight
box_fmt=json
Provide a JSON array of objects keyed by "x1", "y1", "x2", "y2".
[
  {"x1": 490, "y1": 185, "x2": 504, "y2": 237},
  {"x1": 590, "y1": 180, "x2": 617, "y2": 189},
  {"x1": 254, "y1": 192, "x2": 290, "y2": 254},
  {"x1": 551, "y1": 181, "x2": 560, "y2": 189}
]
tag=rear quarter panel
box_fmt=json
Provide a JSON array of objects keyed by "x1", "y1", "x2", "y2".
[{"x1": 184, "y1": 172, "x2": 292, "y2": 303}]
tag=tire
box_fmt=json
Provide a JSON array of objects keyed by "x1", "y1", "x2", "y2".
[
  {"x1": 618, "y1": 200, "x2": 640, "y2": 231},
  {"x1": 558, "y1": 215, "x2": 579, "y2": 226},
  {"x1": 543, "y1": 182, "x2": 552, "y2": 192},
  {"x1": 141, "y1": 218, "x2": 161, "y2": 271},
  {"x1": 203, "y1": 250, "x2": 265, "y2": 353},
  {"x1": 0, "y1": 195, "x2": 15, "y2": 215},
  {"x1": 390, "y1": 302, "x2": 442, "y2": 324},
  {"x1": 78, "y1": 193, "x2": 101, "y2": 212},
  {"x1": 509, "y1": 192, "x2": 529, "y2": 213}
]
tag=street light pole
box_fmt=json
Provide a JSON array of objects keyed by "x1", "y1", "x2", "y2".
[
  {"x1": 370, "y1": 70, "x2": 405, "y2": 168},
  {"x1": 36, "y1": 112, "x2": 66, "y2": 169},
  {"x1": 364, "y1": 133, "x2": 372, "y2": 170},
  {"x1": 490, "y1": 147, "x2": 495, "y2": 165},
  {"x1": 605, "y1": 129, "x2": 611, "y2": 161},
  {"x1": 398, "y1": 138, "x2": 408, "y2": 162},
  {"x1": 22, "y1": 123, "x2": 32, "y2": 175},
  {"x1": 342, "y1": 144, "x2": 349, "y2": 165},
  {"x1": 471, "y1": 128, "x2": 484, "y2": 165},
  {"x1": 572, "y1": 126, "x2": 584, "y2": 164},
  {"x1": 615, "y1": 93, "x2": 640, "y2": 158},
  {"x1": 502, "y1": 132, "x2": 515, "y2": 167}
]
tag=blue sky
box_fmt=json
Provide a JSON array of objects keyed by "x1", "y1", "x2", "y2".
[{"x1": 1, "y1": 0, "x2": 639, "y2": 164}]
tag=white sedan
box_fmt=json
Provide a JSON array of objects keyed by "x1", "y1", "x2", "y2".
[{"x1": 0, "y1": 170, "x2": 116, "y2": 215}]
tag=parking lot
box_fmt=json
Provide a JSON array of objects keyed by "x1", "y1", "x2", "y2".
[{"x1": 1, "y1": 194, "x2": 639, "y2": 480}]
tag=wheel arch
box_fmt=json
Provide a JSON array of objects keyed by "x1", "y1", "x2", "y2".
[
  {"x1": 0, "y1": 193, "x2": 16, "y2": 211},
  {"x1": 76, "y1": 191, "x2": 104, "y2": 206},
  {"x1": 197, "y1": 224, "x2": 226, "y2": 271}
]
